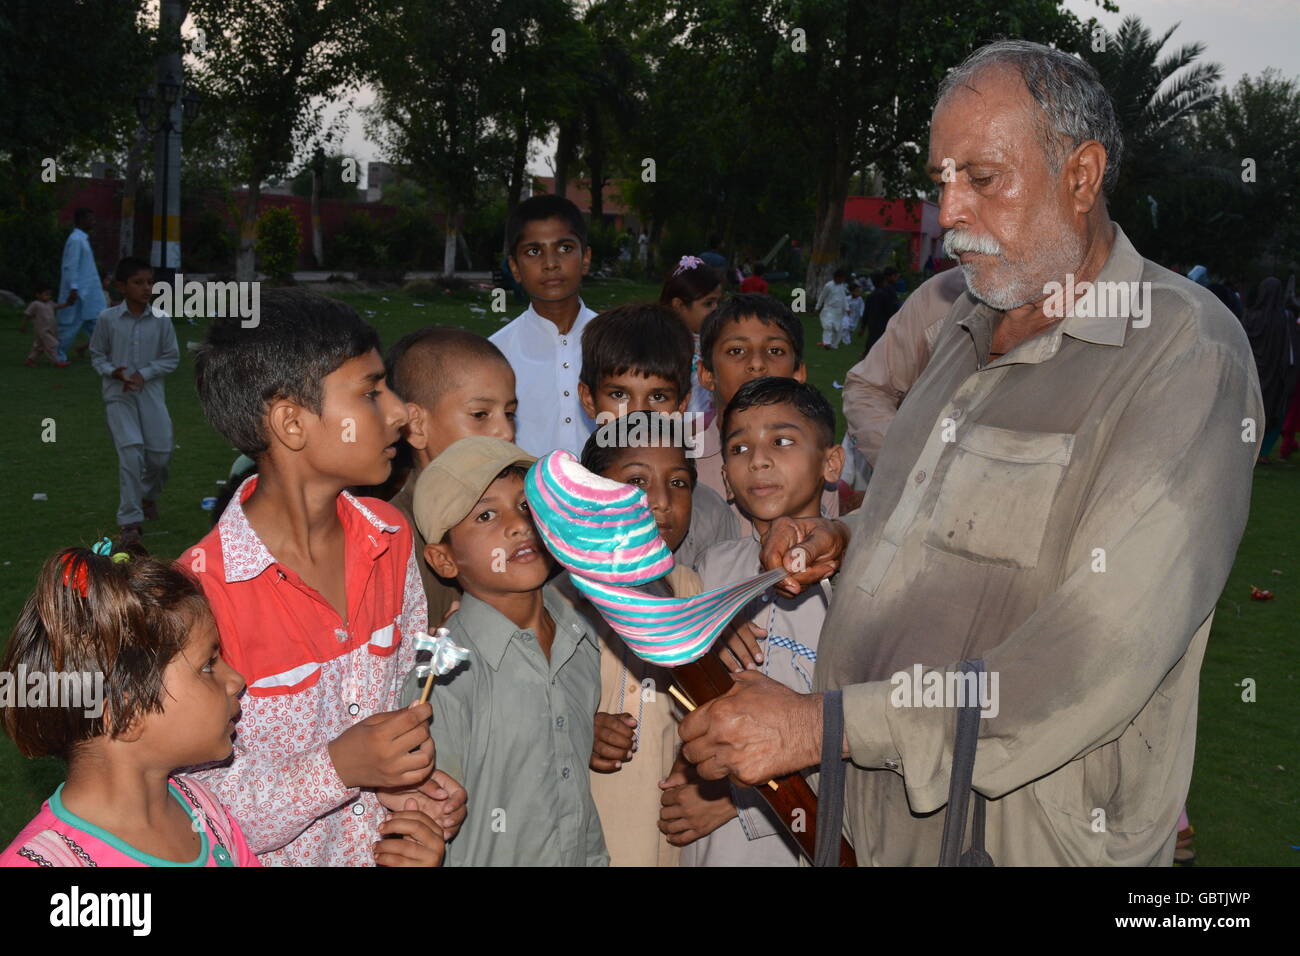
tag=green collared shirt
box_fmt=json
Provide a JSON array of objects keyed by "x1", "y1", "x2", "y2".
[
  {"x1": 404, "y1": 584, "x2": 608, "y2": 867},
  {"x1": 816, "y1": 224, "x2": 1264, "y2": 865}
]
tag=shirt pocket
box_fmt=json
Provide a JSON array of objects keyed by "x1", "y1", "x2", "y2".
[{"x1": 923, "y1": 424, "x2": 1074, "y2": 570}]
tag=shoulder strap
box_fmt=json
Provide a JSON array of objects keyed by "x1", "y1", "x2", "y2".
[
  {"x1": 172, "y1": 775, "x2": 235, "y2": 855},
  {"x1": 938, "y1": 659, "x2": 995, "y2": 867},
  {"x1": 813, "y1": 689, "x2": 847, "y2": 867}
]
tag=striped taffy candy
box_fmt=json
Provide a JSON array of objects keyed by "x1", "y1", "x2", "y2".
[{"x1": 524, "y1": 450, "x2": 788, "y2": 667}]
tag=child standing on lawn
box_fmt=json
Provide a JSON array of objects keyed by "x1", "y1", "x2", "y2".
[
  {"x1": 189, "y1": 288, "x2": 461, "y2": 866},
  {"x1": 89, "y1": 257, "x2": 179, "y2": 547},
  {"x1": 23, "y1": 286, "x2": 70, "y2": 367},
  {"x1": 490, "y1": 194, "x2": 598, "y2": 457}
]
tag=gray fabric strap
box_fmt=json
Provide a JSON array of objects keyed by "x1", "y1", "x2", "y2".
[
  {"x1": 814, "y1": 689, "x2": 846, "y2": 867},
  {"x1": 938, "y1": 659, "x2": 994, "y2": 867}
]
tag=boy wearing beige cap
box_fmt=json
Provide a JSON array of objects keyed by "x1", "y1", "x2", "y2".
[{"x1": 404, "y1": 435, "x2": 609, "y2": 867}]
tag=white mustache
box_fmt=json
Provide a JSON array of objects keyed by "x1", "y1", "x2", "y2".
[{"x1": 943, "y1": 230, "x2": 1002, "y2": 258}]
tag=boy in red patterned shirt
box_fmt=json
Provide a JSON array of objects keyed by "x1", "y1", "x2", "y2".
[{"x1": 186, "y1": 289, "x2": 465, "y2": 866}]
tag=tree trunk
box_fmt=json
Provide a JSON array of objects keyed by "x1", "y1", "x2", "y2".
[
  {"x1": 236, "y1": 178, "x2": 261, "y2": 281},
  {"x1": 504, "y1": 104, "x2": 529, "y2": 256},
  {"x1": 554, "y1": 119, "x2": 575, "y2": 198},
  {"x1": 310, "y1": 164, "x2": 323, "y2": 268},
  {"x1": 443, "y1": 209, "x2": 457, "y2": 277},
  {"x1": 586, "y1": 108, "x2": 604, "y2": 227},
  {"x1": 804, "y1": 134, "x2": 854, "y2": 294}
]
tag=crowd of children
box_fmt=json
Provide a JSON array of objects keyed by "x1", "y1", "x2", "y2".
[{"x1": 4, "y1": 194, "x2": 863, "y2": 867}]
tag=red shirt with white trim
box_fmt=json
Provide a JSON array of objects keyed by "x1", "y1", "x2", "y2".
[{"x1": 184, "y1": 476, "x2": 426, "y2": 866}]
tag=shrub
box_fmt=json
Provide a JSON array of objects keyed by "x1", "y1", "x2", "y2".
[{"x1": 255, "y1": 205, "x2": 301, "y2": 279}]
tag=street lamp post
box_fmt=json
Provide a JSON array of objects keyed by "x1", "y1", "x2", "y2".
[{"x1": 136, "y1": 73, "x2": 201, "y2": 286}]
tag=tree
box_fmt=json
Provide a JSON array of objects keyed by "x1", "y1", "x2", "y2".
[
  {"x1": 1084, "y1": 15, "x2": 1223, "y2": 251},
  {"x1": 0, "y1": 0, "x2": 151, "y2": 291},
  {"x1": 1187, "y1": 70, "x2": 1300, "y2": 277},
  {"x1": 189, "y1": 0, "x2": 371, "y2": 279},
  {"x1": 631, "y1": 0, "x2": 1085, "y2": 294}
]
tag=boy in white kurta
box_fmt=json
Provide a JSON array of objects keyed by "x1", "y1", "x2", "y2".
[
  {"x1": 88, "y1": 258, "x2": 179, "y2": 537},
  {"x1": 668, "y1": 377, "x2": 845, "y2": 866}
]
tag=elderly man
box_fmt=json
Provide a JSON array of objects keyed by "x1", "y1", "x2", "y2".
[{"x1": 679, "y1": 40, "x2": 1262, "y2": 866}]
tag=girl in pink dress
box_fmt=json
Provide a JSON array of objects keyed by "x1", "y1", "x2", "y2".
[{"x1": 1, "y1": 545, "x2": 257, "y2": 867}]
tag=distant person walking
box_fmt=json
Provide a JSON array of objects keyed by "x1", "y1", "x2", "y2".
[
  {"x1": 815, "y1": 268, "x2": 849, "y2": 349},
  {"x1": 57, "y1": 208, "x2": 108, "y2": 363},
  {"x1": 860, "y1": 270, "x2": 900, "y2": 347}
]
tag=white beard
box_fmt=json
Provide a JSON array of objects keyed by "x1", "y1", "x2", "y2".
[{"x1": 948, "y1": 220, "x2": 1085, "y2": 312}]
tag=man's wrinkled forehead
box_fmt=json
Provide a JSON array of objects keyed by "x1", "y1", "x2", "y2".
[{"x1": 930, "y1": 64, "x2": 1043, "y2": 149}]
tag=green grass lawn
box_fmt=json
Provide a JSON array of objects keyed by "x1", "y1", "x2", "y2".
[{"x1": 1, "y1": 278, "x2": 1295, "y2": 864}]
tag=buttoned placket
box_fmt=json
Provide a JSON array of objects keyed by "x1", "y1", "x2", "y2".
[{"x1": 857, "y1": 348, "x2": 1013, "y2": 596}]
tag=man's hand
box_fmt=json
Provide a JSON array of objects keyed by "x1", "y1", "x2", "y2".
[
  {"x1": 590, "y1": 711, "x2": 637, "y2": 772},
  {"x1": 328, "y1": 702, "x2": 435, "y2": 789},
  {"x1": 759, "y1": 516, "x2": 850, "y2": 597},
  {"x1": 373, "y1": 798, "x2": 445, "y2": 867},
  {"x1": 377, "y1": 769, "x2": 467, "y2": 841},
  {"x1": 658, "y1": 755, "x2": 737, "y2": 846},
  {"x1": 716, "y1": 614, "x2": 767, "y2": 673},
  {"x1": 127, "y1": 370, "x2": 145, "y2": 390},
  {"x1": 679, "y1": 671, "x2": 822, "y2": 785},
  {"x1": 67, "y1": 289, "x2": 78, "y2": 305}
]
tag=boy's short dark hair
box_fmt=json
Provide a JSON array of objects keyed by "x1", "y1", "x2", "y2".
[
  {"x1": 833, "y1": 268, "x2": 848, "y2": 282},
  {"x1": 387, "y1": 326, "x2": 511, "y2": 409},
  {"x1": 699, "y1": 293, "x2": 804, "y2": 373},
  {"x1": 195, "y1": 288, "x2": 381, "y2": 457},
  {"x1": 580, "y1": 412, "x2": 698, "y2": 487},
  {"x1": 2, "y1": 549, "x2": 208, "y2": 760},
  {"x1": 721, "y1": 376, "x2": 835, "y2": 452},
  {"x1": 580, "y1": 303, "x2": 693, "y2": 398},
  {"x1": 114, "y1": 256, "x2": 152, "y2": 283},
  {"x1": 73, "y1": 208, "x2": 93, "y2": 226},
  {"x1": 506, "y1": 194, "x2": 587, "y2": 258}
]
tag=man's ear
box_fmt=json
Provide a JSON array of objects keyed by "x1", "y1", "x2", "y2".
[
  {"x1": 265, "y1": 398, "x2": 309, "y2": 452},
  {"x1": 404, "y1": 402, "x2": 429, "y2": 451},
  {"x1": 424, "y1": 541, "x2": 457, "y2": 580},
  {"x1": 578, "y1": 381, "x2": 598, "y2": 420},
  {"x1": 1068, "y1": 140, "x2": 1107, "y2": 215},
  {"x1": 793, "y1": 362, "x2": 808, "y2": 384},
  {"x1": 822, "y1": 442, "x2": 846, "y2": 485}
]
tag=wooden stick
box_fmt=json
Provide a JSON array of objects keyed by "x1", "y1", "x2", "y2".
[
  {"x1": 669, "y1": 684, "x2": 779, "y2": 791},
  {"x1": 418, "y1": 669, "x2": 437, "y2": 705}
]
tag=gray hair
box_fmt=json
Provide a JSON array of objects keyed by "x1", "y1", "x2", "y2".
[{"x1": 934, "y1": 39, "x2": 1122, "y2": 194}]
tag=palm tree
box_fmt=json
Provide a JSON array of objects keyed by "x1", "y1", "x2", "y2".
[{"x1": 1083, "y1": 16, "x2": 1223, "y2": 243}]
